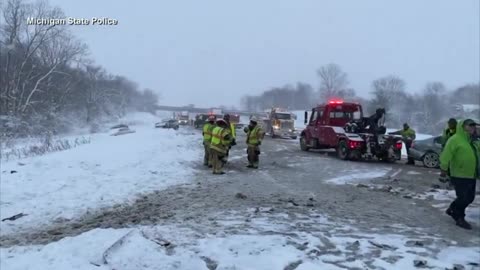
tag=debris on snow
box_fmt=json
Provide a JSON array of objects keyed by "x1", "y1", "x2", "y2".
[
  {"x1": 235, "y1": 193, "x2": 247, "y2": 199},
  {"x1": 200, "y1": 256, "x2": 218, "y2": 270},
  {"x1": 368, "y1": 240, "x2": 397, "y2": 250},
  {"x1": 1, "y1": 213, "x2": 27, "y2": 222},
  {"x1": 110, "y1": 124, "x2": 129, "y2": 129},
  {"x1": 413, "y1": 259, "x2": 428, "y2": 268},
  {"x1": 111, "y1": 127, "x2": 136, "y2": 136}
]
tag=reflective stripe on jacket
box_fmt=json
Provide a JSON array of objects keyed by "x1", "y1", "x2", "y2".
[
  {"x1": 210, "y1": 127, "x2": 231, "y2": 154},
  {"x1": 203, "y1": 123, "x2": 215, "y2": 142},
  {"x1": 230, "y1": 123, "x2": 236, "y2": 139},
  {"x1": 246, "y1": 126, "x2": 263, "y2": 147}
]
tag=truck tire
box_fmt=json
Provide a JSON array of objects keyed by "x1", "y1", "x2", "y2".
[
  {"x1": 337, "y1": 140, "x2": 349, "y2": 160},
  {"x1": 300, "y1": 135, "x2": 310, "y2": 151}
]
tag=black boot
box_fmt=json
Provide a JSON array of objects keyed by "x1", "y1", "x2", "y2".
[
  {"x1": 445, "y1": 207, "x2": 456, "y2": 221},
  {"x1": 455, "y1": 218, "x2": 472, "y2": 230}
]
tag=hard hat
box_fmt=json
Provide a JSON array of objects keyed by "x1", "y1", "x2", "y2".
[
  {"x1": 208, "y1": 115, "x2": 216, "y2": 121},
  {"x1": 250, "y1": 116, "x2": 258, "y2": 123}
]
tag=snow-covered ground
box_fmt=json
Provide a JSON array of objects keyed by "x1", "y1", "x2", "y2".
[
  {"x1": 2, "y1": 111, "x2": 477, "y2": 270},
  {"x1": 0, "y1": 112, "x2": 201, "y2": 236},
  {"x1": 2, "y1": 210, "x2": 478, "y2": 270},
  {"x1": 326, "y1": 168, "x2": 392, "y2": 185}
]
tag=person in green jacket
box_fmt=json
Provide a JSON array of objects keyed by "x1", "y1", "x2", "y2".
[
  {"x1": 441, "y1": 118, "x2": 457, "y2": 149},
  {"x1": 440, "y1": 119, "x2": 478, "y2": 230},
  {"x1": 391, "y1": 123, "x2": 416, "y2": 165}
]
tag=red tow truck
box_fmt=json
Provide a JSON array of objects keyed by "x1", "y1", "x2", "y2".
[{"x1": 299, "y1": 100, "x2": 403, "y2": 162}]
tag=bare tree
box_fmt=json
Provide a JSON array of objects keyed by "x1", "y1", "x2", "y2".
[
  {"x1": 0, "y1": 0, "x2": 159, "y2": 138},
  {"x1": 317, "y1": 63, "x2": 349, "y2": 101},
  {"x1": 370, "y1": 75, "x2": 406, "y2": 110}
]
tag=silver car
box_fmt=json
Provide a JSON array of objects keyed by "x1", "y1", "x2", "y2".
[{"x1": 408, "y1": 136, "x2": 442, "y2": 168}]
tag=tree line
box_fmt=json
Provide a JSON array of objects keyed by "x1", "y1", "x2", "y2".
[
  {"x1": 241, "y1": 63, "x2": 479, "y2": 134},
  {"x1": 0, "y1": 0, "x2": 160, "y2": 138}
]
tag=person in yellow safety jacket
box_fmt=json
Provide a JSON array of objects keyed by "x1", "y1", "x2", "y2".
[
  {"x1": 391, "y1": 123, "x2": 416, "y2": 165},
  {"x1": 210, "y1": 119, "x2": 232, "y2": 174},
  {"x1": 223, "y1": 114, "x2": 237, "y2": 161},
  {"x1": 202, "y1": 115, "x2": 216, "y2": 167},
  {"x1": 244, "y1": 117, "x2": 265, "y2": 169}
]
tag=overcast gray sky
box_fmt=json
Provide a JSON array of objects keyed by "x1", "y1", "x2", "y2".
[{"x1": 49, "y1": 0, "x2": 479, "y2": 108}]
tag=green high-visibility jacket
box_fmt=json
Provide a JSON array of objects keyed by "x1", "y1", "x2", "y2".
[
  {"x1": 229, "y1": 123, "x2": 236, "y2": 139},
  {"x1": 392, "y1": 128, "x2": 416, "y2": 141},
  {"x1": 246, "y1": 126, "x2": 264, "y2": 147},
  {"x1": 202, "y1": 123, "x2": 215, "y2": 143},
  {"x1": 210, "y1": 127, "x2": 231, "y2": 154},
  {"x1": 440, "y1": 120, "x2": 478, "y2": 179}
]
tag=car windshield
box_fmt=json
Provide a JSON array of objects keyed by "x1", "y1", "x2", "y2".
[
  {"x1": 274, "y1": 113, "x2": 292, "y2": 120},
  {"x1": 330, "y1": 110, "x2": 361, "y2": 120}
]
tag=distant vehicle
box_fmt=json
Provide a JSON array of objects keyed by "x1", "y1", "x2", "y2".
[
  {"x1": 211, "y1": 108, "x2": 223, "y2": 115},
  {"x1": 408, "y1": 136, "x2": 441, "y2": 168},
  {"x1": 300, "y1": 100, "x2": 403, "y2": 162},
  {"x1": 155, "y1": 119, "x2": 179, "y2": 130},
  {"x1": 111, "y1": 126, "x2": 136, "y2": 136},
  {"x1": 194, "y1": 113, "x2": 222, "y2": 129},
  {"x1": 229, "y1": 114, "x2": 241, "y2": 128},
  {"x1": 263, "y1": 108, "x2": 297, "y2": 139},
  {"x1": 177, "y1": 111, "x2": 189, "y2": 125}
]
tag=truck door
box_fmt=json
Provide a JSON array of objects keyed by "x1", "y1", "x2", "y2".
[
  {"x1": 309, "y1": 107, "x2": 325, "y2": 144},
  {"x1": 315, "y1": 107, "x2": 329, "y2": 145},
  {"x1": 306, "y1": 109, "x2": 319, "y2": 141}
]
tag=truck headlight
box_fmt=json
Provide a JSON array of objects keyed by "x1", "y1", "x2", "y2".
[{"x1": 273, "y1": 125, "x2": 280, "y2": 130}]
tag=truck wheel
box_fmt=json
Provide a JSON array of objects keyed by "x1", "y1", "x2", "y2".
[
  {"x1": 337, "y1": 140, "x2": 349, "y2": 160},
  {"x1": 300, "y1": 136, "x2": 310, "y2": 151}
]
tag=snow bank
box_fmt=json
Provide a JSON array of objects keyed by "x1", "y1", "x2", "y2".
[
  {"x1": 0, "y1": 113, "x2": 202, "y2": 236},
  {"x1": 2, "y1": 217, "x2": 478, "y2": 270}
]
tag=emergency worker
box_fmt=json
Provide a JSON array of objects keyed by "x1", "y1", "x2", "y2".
[
  {"x1": 210, "y1": 119, "x2": 232, "y2": 174},
  {"x1": 202, "y1": 115, "x2": 216, "y2": 167},
  {"x1": 244, "y1": 117, "x2": 265, "y2": 169},
  {"x1": 441, "y1": 119, "x2": 478, "y2": 230},
  {"x1": 223, "y1": 114, "x2": 237, "y2": 161},
  {"x1": 391, "y1": 123, "x2": 416, "y2": 165},
  {"x1": 442, "y1": 118, "x2": 457, "y2": 149}
]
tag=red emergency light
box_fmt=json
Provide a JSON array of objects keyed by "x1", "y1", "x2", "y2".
[{"x1": 328, "y1": 99, "x2": 344, "y2": 104}]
